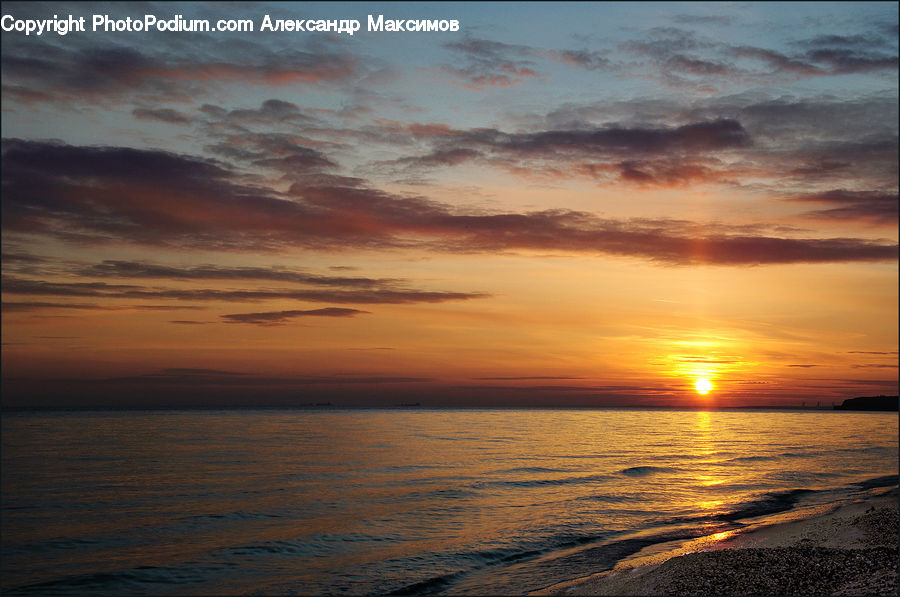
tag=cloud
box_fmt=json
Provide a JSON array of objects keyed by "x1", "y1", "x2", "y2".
[
  {"x1": 210, "y1": 99, "x2": 316, "y2": 125},
  {"x1": 473, "y1": 376, "x2": 586, "y2": 380},
  {"x1": 675, "y1": 356, "x2": 743, "y2": 364},
  {"x1": 381, "y1": 148, "x2": 483, "y2": 170},
  {"x1": 619, "y1": 25, "x2": 897, "y2": 90},
  {"x1": 1, "y1": 301, "x2": 202, "y2": 312},
  {"x1": 1, "y1": 138, "x2": 319, "y2": 249},
  {"x1": 98, "y1": 369, "x2": 433, "y2": 386},
  {"x1": 379, "y1": 119, "x2": 751, "y2": 184},
  {"x1": 204, "y1": 132, "x2": 338, "y2": 173},
  {"x1": 793, "y1": 34, "x2": 888, "y2": 49},
  {"x1": 132, "y1": 107, "x2": 192, "y2": 125},
  {"x1": 732, "y1": 34, "x2": 899, "y2": 77},
  {"x1": 286, "y1": 187, "x2": 898, "y2": 264},
  {"x1": 731, "y1": 46, "x2": 821, "y2": 76},
  {"x1": 664, "y1": 54, "x2": 734, "y2": 76},
  {"x1": 442, "y1": 37, "x2": 541, "y2": 88},
  {"x1": 2, "y1": 275, "x2": 489, "y2": 305},
  {"x1": 473, "y1": 119, "x2": 750, "y2": 155},
  {"x1": 82, "y1": 260, "x2": 399, "y2": 288},
  {"x1": 804, "y1": 48, "x2": 898, "y2": 74},
  {"x1": 546, "y1": 49, "x2": 611, "y2": 71},
  {"x1": 3, "y1": 140, "x2": 896, "y2": 266},
  {"x1": 221, "y1": 307, "x2": 369, "y2": 325},
  {"x1": 2, "y1": 301, "x2": 108, "y2": 312},
  {"x1": 789, "y1": 190, "x2": 899, "y2": 224},
  {"x1": 528, "y1": 94, "x2": 896, "y2": 192},
  {"x1": 1, "y1": 40, "x2": 361, "y2": 104}
]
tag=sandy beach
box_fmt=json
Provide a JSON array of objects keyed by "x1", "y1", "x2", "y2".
[{"x1": 534, "y1": 488, "x2": 899, "y2": 596}]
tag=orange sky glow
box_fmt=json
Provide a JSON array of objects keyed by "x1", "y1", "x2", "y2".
[{"x1": 1, "y1": 2, "x2": 897, "y2": 408}]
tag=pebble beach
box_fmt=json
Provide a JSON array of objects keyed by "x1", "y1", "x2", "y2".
[{"x1": 535, "y1": 488, "x2": 899, "y2": 596}]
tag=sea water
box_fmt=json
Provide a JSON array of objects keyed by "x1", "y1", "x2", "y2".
[{"x1": 2, "y1": 408, "x2": 897, "y2": 595}]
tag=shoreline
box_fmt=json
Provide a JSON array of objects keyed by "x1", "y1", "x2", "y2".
[{"x1": 532, "y1": 487, "x2": 899, "y2": 596}]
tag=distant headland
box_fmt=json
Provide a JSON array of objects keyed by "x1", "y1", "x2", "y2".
[{"x1": 834, "y1": 395, "x2": 899, "y2": 411}]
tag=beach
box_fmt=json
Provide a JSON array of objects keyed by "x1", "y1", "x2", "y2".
[{"x1": 534, "y1": 488, "x2": 899, "y2": 596}]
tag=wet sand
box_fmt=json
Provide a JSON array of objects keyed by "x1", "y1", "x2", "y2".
[{"x1": 533, "y1": 489, "x2": 898, "y2": 596}]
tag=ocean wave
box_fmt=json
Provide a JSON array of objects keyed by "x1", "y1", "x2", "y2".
[
  {"x1": 575, "y1": 493, "x2": 638, "y2": 503},
  {"x1": 386, "y1": 570, "x2": 466, "y2": 595},
  {"x1": 476, "y1": 473, "x2": 612, "y2": 488},
  {"x1": 495, "y1": 466, "x2": 571, "y2": 474},
  {"x1": 619, "y1": 466, "x2": 679, "y2": 476},
  {"x1": 423, "y1": 487, "x2": 480, "y2": 499},
  {"x1": 716, "y1": 488, "x2": 818, "y2": 521},
  {"x1": 726, "y1": 455, "x2": 775, "y2": 462},
  {"x1": 177, "y1": 510, "x2": 283, "y2": 522},
  {"x1": 852, "y1": 474, "x2": 899, "y2": 489},
  {"x1": 6, "y1": 564, "x2": 226, "y2": 595}
]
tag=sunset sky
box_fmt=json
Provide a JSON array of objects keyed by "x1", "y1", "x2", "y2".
[{"x1": 2, "y1": 1, "x2": 897, "y2": 408}]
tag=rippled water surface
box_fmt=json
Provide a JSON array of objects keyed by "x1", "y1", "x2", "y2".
[{"x1": 2, "y1": 409, "x2": 897, "y2": 595}]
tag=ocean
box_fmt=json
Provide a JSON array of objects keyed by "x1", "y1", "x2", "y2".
[{"x1": 2, "y1": 408, "x2": 897, "y2": 595}]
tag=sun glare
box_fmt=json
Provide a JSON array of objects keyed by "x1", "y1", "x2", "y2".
[{"x1": 695, "y1": 378, "x2": 713, "y2": 395}]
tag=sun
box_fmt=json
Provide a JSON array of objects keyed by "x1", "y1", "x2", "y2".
[{"x1": 695, "y1": 378, "x2": 714, "y2": 395}]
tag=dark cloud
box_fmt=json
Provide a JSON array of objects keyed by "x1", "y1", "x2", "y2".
[
  {"x1": 794, "y1": 31, "x2": 899, "y2": 73},
  {"x1": 132, "y1": 107, "x2": 192, "y2": 125},
  {"x1": 617, "y1": 158, "x2": 714, "y2": 185},
  {"x1": 195, "y1": 100, "x2": 338, "y2": 173},
  {"x1": 1, "y1": 40, "x2": 361, "y2": 104},
  {"x1": 452, "y1": 383, "x2": 672, "y2": 394},
  {"x1": 675, "y1": 356, "x2": 743, "y2": 364},
  {"x1": 384, "y1": 148, "x2": 483, "y2": 170},
  {"x1": 1, "y1": 301, "x2": 202, "y2": 312},
  {"x1": 216, "y1": 99, "x2": 315, "y2": 124},
  {"x1": 82, "y1": 261, "x2": 399, "y2": 289},
  {"x1": 732, "y1": 35, "x2": 898, "y2": 77},
  {"x1": 805, "y1": 47, "x2": 898, "y2": 73},
  {"x1": 1, "y1": 138, "x2": 318, "y2": 249},
  {"x1": 621, "y1": 25, "x2": 897, "y2": 88},
  {"x1": 204, "y1": 129, "x2": 338, "y2": 173},
  {"x1": 2, "y1": 275, "x2": 489, "y2": 305},
  {"x1": 473, "y1": 376, "x2": 585, "y2": 380},
  {"x1": 731, "y1": 46, "x2": 821, "y2": 76},
  {"x1": 2, "y1": 278, "x2": 142, "y2": 297},
  {"x1": 0, "y1": 249, "x2": 51, "y2": 276},
  {"x1": 790, "y1": 190, "x2": 899, "y2": 224},
  {"x1": 794, "y1": 34, "x2": 889, "y2": 49},
  {"x1": 221, "y1": 307, "x2": 369, "y2": 325},
  {"x1": 443, "y1": 38, "x2": 540, "y2": 88},
  {"x1": 1, "y1": 83, "x2": 55, "y2": 103},
  {"x1": 547, "y1": 49, "x2": 611, "y2": 71},
  {"x1": 100, "y1": 370, "x2": 432, "y2": 387},
  {"x1": 383, "y1": 119, "x2": 751, "y2": 178},
  {"x1": 534, "y1": 94, "x2": 896, "y2": 192},
  {"x1": 489, "y1": 119, "x2": 750, "y2": 154},
  {"x1": 2, "y1": 301, "x2": 108, "y2": 312},
  {"x1": 3, "y1": 140, "x2": 896, "y2": 266},
  {"x1": 663, "y1": 54, "x2": 733, "y2": 76}
]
